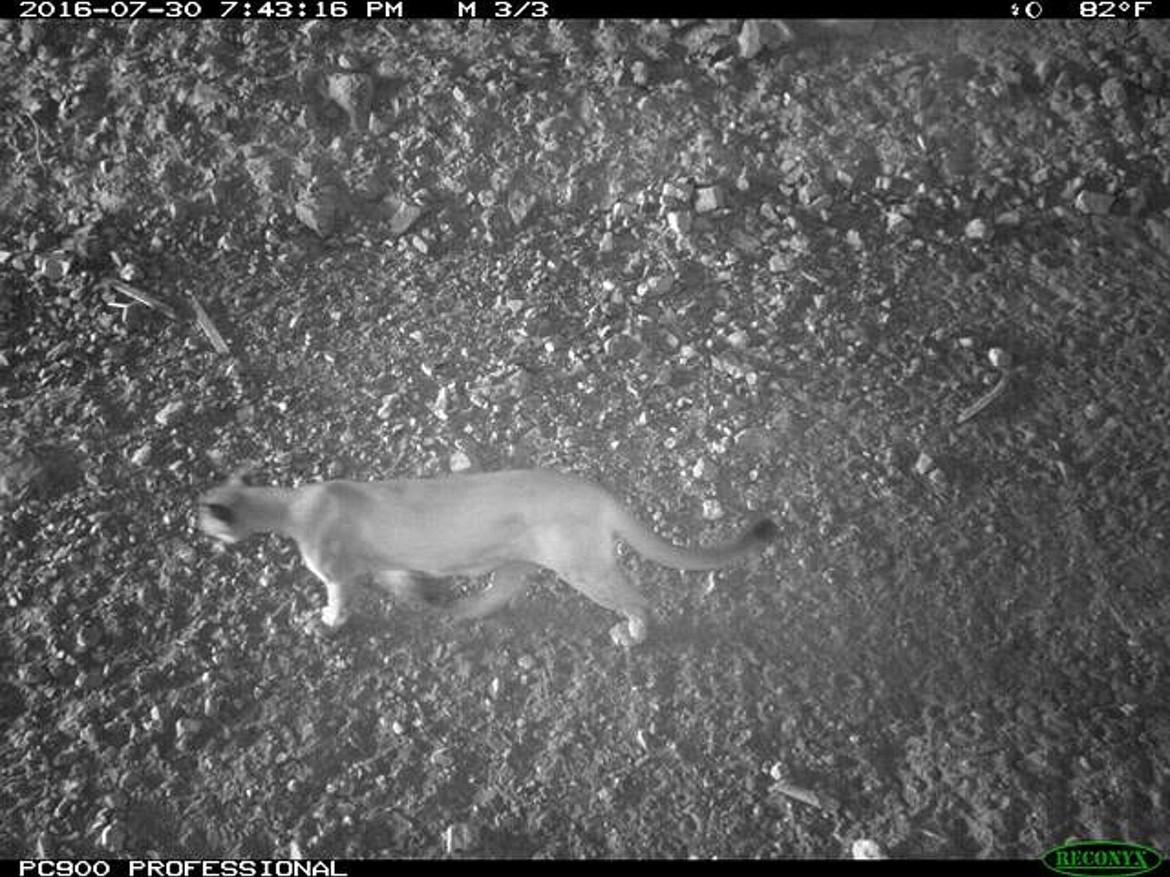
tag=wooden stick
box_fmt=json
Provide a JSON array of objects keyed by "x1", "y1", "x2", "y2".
[
  {"x1": 188, "y1": 292, "x2": 231, "y2": 355},
  {"x1": 107, "y1": 279, "x2": 178, "y2": 319},
  {"x1": 770, "y1": 780, "x2": 837, "y2": 813},
  {"x1": 956, "y1": 372, "x2": 1012, "y2": 425}
]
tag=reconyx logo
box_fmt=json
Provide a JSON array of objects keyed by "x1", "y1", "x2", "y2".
[{"x1": 1043, "y1": 840, "x2": 1164, "y2": 877}]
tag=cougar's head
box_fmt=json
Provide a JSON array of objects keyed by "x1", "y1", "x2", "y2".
[{"x1": 198, "y1": 473, "x2": 251, "y2": 544}]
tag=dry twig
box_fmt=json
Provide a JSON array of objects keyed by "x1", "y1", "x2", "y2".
[
  {"x1": 106, "y1": 279, "x2": 178, "y2": 320},
  {"x1": 188, "y1": 292, "x2": 231, "y2": 355},
  {"x1": 956, "y1": 372, "x2": 1012, "y2": 425}
]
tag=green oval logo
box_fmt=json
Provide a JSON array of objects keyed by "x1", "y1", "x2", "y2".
[{"x1": 1043, "y1": 840, "x2": 1164, "y2": 877}]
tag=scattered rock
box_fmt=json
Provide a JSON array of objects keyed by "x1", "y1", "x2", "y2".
[
  {"x1": 726, "y1": 329, "x2": 750, "y2": 350},
  {"x1": 1099, "y1": 77, "x2": 1127, "y2": 109},
  {"x1": 98, "y1": 823, "x2": 126, "y2": 852},
  {"x1": 662, "y1": 181, "x2": 693, "y2": 203},
  {"x1": 1146, "y1": 218, "x2": 1170, "y2": 253},
  {"x1": 735, "y1": 427, "x2": 775, "y2": 455},
  {"x1": 852, "y1": 839, "x2": 884, "y2": 859},
  {"x1": 0, "y1": 452, "x2": 46, "y2": 504},
  {"x1": 444, "y1": 822, "x2": 476, "y2": 854},
  {"x1": 389, "y1": 203, "x2": 423, "y2": 236},
  {"x1": 175, "y1": 717, "x2": 203, "y2": 748},
  {"x1": 695, "y1": 185, "x2": 726, "y2": 214},
  {"x1": 295, "y1": 185, "x2": 346, "y2": 236},
  {"x1": 154, "y1": 400, "x2": 188, "y2": 428},
  {"x1": 692, "y1": 457, "x2": 718, "y2": 481},
  {"x1": 34, "y1": 251, "x2": 72, "y2": 281},
  {"x1": 325, "y1": 70, "x2": 373, "y2": 132},
  {"x1": 666, "y1": 210, "x2": 693, "y2": 235},
  {"x1": 507, "y1": 189, "x2": 536, "y2": 227},
  {"x1": 738, "y1": 21, "x2": 765, "y2": 60},
  {"x1": 76, "y1": 623, "x2": 102, "y2": 651},
  {"x1": 642, "y1": 275, "x2": 675, "y2": 295},
  {"x1": 1074, "y1": 190, "x2": 1114, "y2": 216},
  {"x1": 964, "y1": 218, "x2": 989, "y2": 240},
  {"x1": 914, "y1": 451, "x2": 936, "y2": 476}
]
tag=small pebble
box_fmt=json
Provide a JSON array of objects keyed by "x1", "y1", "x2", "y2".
[
  {"x1": 99, "y1": 823, "x2": 126, "y2": 852},
  {"x1": 852, "y1": 839, "x2": 884, "y2": 859},
  {"x1": 694, "y1": 185, "x2": 726, "y2": 214},
  {"x1": 645, "y1": 275, "x2": 674, "y2": 295},
  {"x1": 1074, "y1": 190, "x2": 1114, "y2": 216},
  {"x1": 988, "y1": 347, "x2": 1012, "y2": 369},
  {"x1": 692, "y1": 458, "x2": 718, "y2": 480},
  {"x1": 154, "y1": 399, "x2": 187, "y2": 428},
  {"x1": 76, "y1": 623, "x2": 102, "y2": 650},
  {"x1": 1099, "y1": 77, "x2": 1127, "y2": 109},
  {"x1": 130, "y1": 443, "x2": 152, "y2": 466},
  {"x1": 666, "y1": 210, "x2": 693, "y2": 235},
  {"x1": 444, "y1": 822, "x2": 475, "y2": 854},
  {"x1": 175, "y1": 717, "x2": 203, "y2": 738}
]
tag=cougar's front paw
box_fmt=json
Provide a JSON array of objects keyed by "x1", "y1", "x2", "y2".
[
  {"x1": 608, "y1": 616, "x2": 647, "y2": 649},
  {"x1": 316, "y1": 605, "x2": 351, "y2": 637}
]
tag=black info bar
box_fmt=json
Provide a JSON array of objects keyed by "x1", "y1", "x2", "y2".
[
  {"x1": 15, "y1": 863, "x2": 349, "y2": 877},
  {"x1": 12, "y1": 2, "x2": 1167, "y2": 18}
]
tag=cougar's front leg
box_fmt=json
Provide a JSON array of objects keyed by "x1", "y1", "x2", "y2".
[{"x1": 300, "y1": 545, "x2": 359, "y2": 633}]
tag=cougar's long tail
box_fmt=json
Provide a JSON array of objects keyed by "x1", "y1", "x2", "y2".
[{"x1": 609, "y1": 505, "x2": 777, "y2": 571}]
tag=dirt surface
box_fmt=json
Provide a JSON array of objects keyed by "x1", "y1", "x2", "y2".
[{"x1": 2, "y1": 18, "x2": 1170, "y2": 859}]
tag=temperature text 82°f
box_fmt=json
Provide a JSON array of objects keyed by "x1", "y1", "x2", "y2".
[
  {"x1": 455, "y1": 1, "x2": 551, "y2": 16},
  {"x1": 1079, "y1": 0, "x2": 1154, "y2": 15}
]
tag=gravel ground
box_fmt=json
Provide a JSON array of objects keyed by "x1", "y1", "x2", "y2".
[{"x1": 2, "y1": 19, "x2": 1169, "y2": 859}]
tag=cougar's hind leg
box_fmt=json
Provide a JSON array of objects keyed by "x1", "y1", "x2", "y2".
[
  {"x1": 560, "y1": 564, "x2": 651, "y2": 648},
  {"x1": 448, "y1": 562, "x2": 536, "y2": 621},
  {"x1": 373, "y1": 570, "x2": 444, "y2": 608}
]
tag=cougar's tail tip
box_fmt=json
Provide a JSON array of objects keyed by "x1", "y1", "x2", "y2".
[{"x1": 750, "y1": 518, "x2": 779, "y2": 544}]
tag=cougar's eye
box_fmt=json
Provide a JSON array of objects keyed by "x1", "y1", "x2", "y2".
[{"x1": 204, "y1": 503, "x2": 235, "y2": 524}]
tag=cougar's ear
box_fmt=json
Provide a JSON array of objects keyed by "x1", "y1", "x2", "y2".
[{"x1": 228, "y1": 466, "x2": 256, "y2": 487}]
